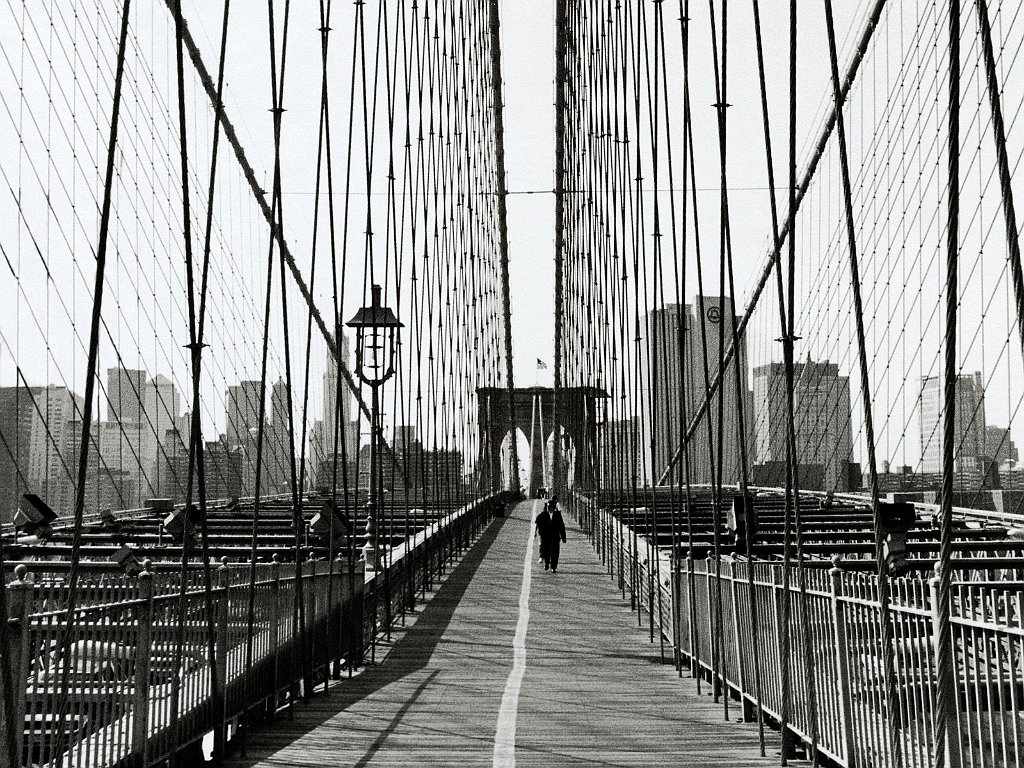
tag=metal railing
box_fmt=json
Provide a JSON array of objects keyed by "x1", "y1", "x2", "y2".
[
  {"x1": 0, "y1": 494, "x2": 499, "y2": 768},
  {"x1": 571, "y1": 493, "x2": 1024, "y2": 768}
]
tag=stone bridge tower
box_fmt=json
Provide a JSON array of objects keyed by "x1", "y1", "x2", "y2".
[{"x1": 477, "y1": 386, "x2": 607, "y2": 495}]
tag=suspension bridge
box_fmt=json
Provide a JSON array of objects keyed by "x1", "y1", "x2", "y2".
[{"x1": 2, "y1": 0, "x2": 1024, "y2": 766}]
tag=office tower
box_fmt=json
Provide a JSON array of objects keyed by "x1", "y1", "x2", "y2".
[
  {"x1": 55, "y1": 419, "x2": 140, "y2": 515},
  {"x1": 0, "y1": 385, "x2": 85, "y2": 523},
  {"x1": 0, "y1": 386, "x2": 43, "y2": 523},
  {"x1": 753, "y1": 360, "x2": 854, "y2": 492},
  {"x1": 314, "y1": 334, "x2": 359, "y2": 490},
  {"x1": 143, "y1": 374, "x2": 180, "y2": 440},
  {"x1": 394, "y1": 425, "x2": 419, "y2": 454},
  {"x1": 226, "y1": 381, "x2": 262, "y2": 447},
  {"x1": 97, "y1": 420, "x2": 159, "y2": 508},
  {"x1": 643, "y1": 297, "x2": 751, "y2": 486},
  {"x1": 106, "y1": 367, "x2": 146, "y2": 423},
  {"x1": 919, "y1": 373, "x2": 986, "y2": 474},
  {"x1": 28, "y1": 386, "x2": 85, "y2": 506},
  {"x1": 985, "y1": 426, "x2": 1017, "y2": 469},
  {"x1": 104, "y1": 370, "x2": 180, "y2": 506},
  {"x1": 317, "y1": 333, "x2": 353, "y2": 457},
  {"x1": 266, "y1": 378, "x2": 292, "y2": 493}
]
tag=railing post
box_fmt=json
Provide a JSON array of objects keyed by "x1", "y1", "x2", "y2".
[
  {"x1": 771, "y1": 564, "x2": 797, "y2": 759},
  {"x1": 671, "y1": 549, "x2": 682, "y2": 675},
  {"x1": 214, "y1": 558, "x2": 230, "y2": 759},
  {"x1": 333, "y1": 553, "x2": 345, "y2": 678},
  {"x1": 267, "y1": 555, "x2": 282, "y2": 720},
  {"x1": 930, "y1": 570, "x2": 963, "y2": 768},
  {"x1": 1, "y1": 565, "x2": 31, "y2": 768},
  {"x1": 706, "y1": 555, "x2": 719, "y2": 697},
  {"x1": 685, "y1": 554, "x2": 695, "y2": 677},
  {"x1": 615, "y1": 510, "x2": 621, "y2": 583},
  {"x1": 830, "y1": 563, "x2": 856, "y2": 767},
  {"x1": 131, "y1": 562, "x2": 154, "y2": 768},
  {"x1": 729, "y1": 559, "x2": 750, "y2": 719},
  {"x1": 349, "y1": 561, "x2": 365, "y2": 669}
]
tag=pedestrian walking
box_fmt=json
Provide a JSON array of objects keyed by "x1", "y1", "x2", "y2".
[
  {"x1": 535, "y1": 503, "x2": 551, "y2": 567},
  {"x1": 540, "y1": 495, "x2": 566, "y2": 572}
]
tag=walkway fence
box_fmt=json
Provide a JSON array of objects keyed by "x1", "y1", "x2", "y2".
[
  {"x1": 0, "y1": 494, "x2": 499, "y2": 768},
  {"x1": 571, "y1": 493, "x2": 1024, "y2": 768}
]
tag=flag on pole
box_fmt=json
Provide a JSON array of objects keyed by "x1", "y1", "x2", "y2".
[{"x1": 536, "y1": 359, "x2": 548, "y2": 370}]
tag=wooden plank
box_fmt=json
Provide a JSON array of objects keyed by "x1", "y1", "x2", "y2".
[{"x1": 225, "y1": 501, "x2": 786, "y2": 767}]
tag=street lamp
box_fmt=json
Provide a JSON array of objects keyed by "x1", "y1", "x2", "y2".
[{"x1": 347, "y1": 284, "x2": 402, "y2": 572}]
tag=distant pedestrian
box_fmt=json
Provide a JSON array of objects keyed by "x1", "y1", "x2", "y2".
[
  {"x1": 540, "y1": 495, "x2": 566, "y2": 572},
  {"x1": 534, "y1": 503, "x2": 552, "y2": 567}
]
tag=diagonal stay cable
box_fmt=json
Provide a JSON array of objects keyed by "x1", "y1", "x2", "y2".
[
  {"x1": 158, "y1": 0, "x2": 407, "y2": 483},
  {"x1": 657, "y1": 0, "x2": 890, "y2": 485}
]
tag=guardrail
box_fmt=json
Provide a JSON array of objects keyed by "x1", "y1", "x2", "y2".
[
  {"x1": 571, "y1": 492, "x2": 1024, "y2": 768},
  {"x1": 0, "y1": 493, "x2": 501, "y2": 768}
]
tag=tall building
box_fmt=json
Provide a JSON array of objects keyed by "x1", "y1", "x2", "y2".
[
  {"x1": 315, "y1": 334, "x2": 353, "y2": 458},
  {"x1": 394, "y1": 425, "x2": 419, "y2": 454},
  {"x1": 27, "y1": 387, "x2": 84, "y2": 509},
  {"x1": 0, "y1": 386, "x2": 45, "y2": 523},
  {"x1": 106, "y1": 368, "x2": 145, "y2": 423},
  {"x1": 985, "y1": 425, "x2": 1018, "y2": 469},
  {"x1": 104, "y1": 368, "x2": 182, "y2": 506},
  {"x1": 143, "y1": 373, "x2": 180, "y2": 439},
  {"x1": 56, "y1": 420, "x2": 140, "y2": 515},
  {"x1": 266, "y1": 379, "x2": 293, "y2": 493},
  {"x1": 313, "y1": 334, "x2": 359, "y2": 489},
  {"x1": 752, "y1": 360, "x2": 854, "y2": 492},
  {"x1": 919, "y1": 373, "x2": 986, "y2": 474},
  {"x1": 162, "y1": 436, "x2": 243, "y2": 503},
  {"x1": 643, "y1": 297, "x2": 752, "y2": 486},
  {"x1": 0, "y1": 385, "x2": 84, "y2": 523},
  {"x1": 226, "y1": 381, "x2": 262, "y2": 447}
]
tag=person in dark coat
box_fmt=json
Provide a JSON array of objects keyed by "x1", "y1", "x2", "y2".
[
  {"x1": 541, "y1": 495, "x2": 567, "y2": 572},
  {"x1": 534, "y1": 504, "x2": 552, "y2": 567}
]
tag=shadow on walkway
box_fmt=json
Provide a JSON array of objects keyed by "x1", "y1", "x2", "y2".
[{"x1": 225, "y1": 514, "x2": 511, "y2": 766}]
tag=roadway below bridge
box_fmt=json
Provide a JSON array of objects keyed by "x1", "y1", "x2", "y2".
[{"x1": 225, "y1": 500, "x2": 785, "y2": 767}]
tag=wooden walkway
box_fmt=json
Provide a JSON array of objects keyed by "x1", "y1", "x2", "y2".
[{"x1": 225, "y1": 500, "x2": 782, "y2": 767}]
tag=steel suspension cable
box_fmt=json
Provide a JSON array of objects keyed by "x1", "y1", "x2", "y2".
[
  {"x1": 932, "y1": 0, "x2": 962, "y2": 764},
  {"x1": 657, "y1": 0, "x2": 890, "y2": 485},
  {"x1": 822, "y1": 2, "x2": 903, "y2": 764},
  {"x1": 47, "y1": 3, "x2": 132, "y2": 759}
]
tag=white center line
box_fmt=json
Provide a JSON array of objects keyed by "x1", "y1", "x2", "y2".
[{"x1": 493, "y1": 501, "x2": 538, "y2": 768}]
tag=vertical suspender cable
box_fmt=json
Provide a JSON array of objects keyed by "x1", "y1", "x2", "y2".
[
  {"x1": 974, "y1": 0, "x2": 1024, "y2": 355},
  {"x1": 778, "y1": 0, "x2": 801, "y2": 759},
  {"x1": 822, "y1": 1, "x2": 903, "y2": 764},
  {"x1": 710, "y1": 0, "x2": 762, "y2": 742},
  {"x1": 553, "y1": 0, "x2": 567, "y2": 497},
  {"x1": 48, "y1": 4, "x2": 132, "y2": 761},
  {"x1": 164, "y1": 3, "x2": 406, "y2": 482},
  {"x1": 750, "y1": 0, "x2": 793, "y2": 751},
  {"x1": 168, "y1": 0, "x2": 225, "y2": 759},
  {"x1": 933, "y1": 1, "x2": 962, "y2": 766},
  {"x1": 656, "y1": 0, "x2": 889, "y2": 486},
  {"x1": 488, "y1": 0, "x2": 521, "y2": 494}
]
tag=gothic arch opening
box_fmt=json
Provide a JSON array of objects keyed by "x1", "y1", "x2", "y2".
[{"x1": 499, "y1": 427, "x2": 530, "y2": 491}]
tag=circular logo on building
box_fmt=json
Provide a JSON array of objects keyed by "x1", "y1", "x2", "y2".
[{"x1": 706, "y1": 305, "x2": 721, "y2": 323}]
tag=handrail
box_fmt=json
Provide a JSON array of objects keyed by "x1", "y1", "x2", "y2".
[
  {"x1": 570, "y1": 492, "x2": 1024, "y2": 768},
  {"x1": 1, "y1": 493, "x2": 502, "y2": 768}
]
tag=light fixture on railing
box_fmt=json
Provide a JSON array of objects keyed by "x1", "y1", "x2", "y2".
[{"x1": 347, "y1": 284, "x2": 402, "y2": 573}]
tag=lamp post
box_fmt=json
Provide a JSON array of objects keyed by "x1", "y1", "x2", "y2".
[{"x1": 347, "y1": 284, "x2": 402, "y2": 573}]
